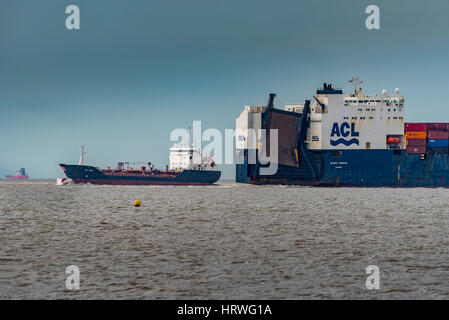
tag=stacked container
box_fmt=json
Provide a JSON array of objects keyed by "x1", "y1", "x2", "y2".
[
  {"x1": 405, "y1": 123, "x2": 449, "y2": 154},
  {"x1": 428, "y1": 123, "x2": 449, "y2": 131},
  {"x1": 405, "y1": 123, "x2": 427, "y2": 154},
  {"x1": 427, "y1": 124, "x2": 449, "y2": 154}
]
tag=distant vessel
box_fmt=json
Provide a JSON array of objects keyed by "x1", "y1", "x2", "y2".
[
  {"x1": 5, "y1": 168, "x2": 29, "y2": 180},
  {"x1": 60, "y1": 141, "x2": 221, "y2": 186},
  {"x1": 236, "y1": 79, "x2": 449, "y2": 186}
]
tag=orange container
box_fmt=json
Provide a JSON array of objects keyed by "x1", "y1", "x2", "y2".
[{"x1": 405, "y1": 131, "x2": 426, "y2": 139}]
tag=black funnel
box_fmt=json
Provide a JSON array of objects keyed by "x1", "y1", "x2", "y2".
[{"x1": 267, "y1": 93, "x2": 276, "y2": 108}]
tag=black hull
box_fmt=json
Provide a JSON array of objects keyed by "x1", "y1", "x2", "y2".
[{"x1": 60, "y1": 164, "x2": 221, "y2": 186}]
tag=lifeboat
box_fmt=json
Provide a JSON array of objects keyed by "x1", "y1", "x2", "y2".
[{"x1": 387, "y1": 137, "x2": 400, "y2": 144}]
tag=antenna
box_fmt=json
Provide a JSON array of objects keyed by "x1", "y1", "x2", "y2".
[
  {"x1": 348, "y1": 77, "x2": 363, "y2": 95},
  {"x1": 78, "y1": 145, "x2": 86, "y2": 165}
]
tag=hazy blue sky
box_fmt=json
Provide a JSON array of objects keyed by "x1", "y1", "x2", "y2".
[{"x1": 1, "y1": 0, "x2": 449, "y2": 178}]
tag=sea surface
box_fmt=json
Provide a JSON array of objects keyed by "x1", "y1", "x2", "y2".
[{"x1": 1, "y1": 180, "x2": 449, "y2": 299}]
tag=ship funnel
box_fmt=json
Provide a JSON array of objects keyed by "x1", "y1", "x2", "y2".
[
  {"x1": 267, "y1": 93, "x2": 276, "y2": 108},
  {"x1": 322, "y1": 83, "x2": 333, "y2": 91}
]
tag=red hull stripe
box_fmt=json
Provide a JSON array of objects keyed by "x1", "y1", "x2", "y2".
[
  {"x1": 72, "y1": 179, "x2": 210, "y2": 186},
  {"x1": 4, "y1": 176, "x2": 29, "y2": 180}
]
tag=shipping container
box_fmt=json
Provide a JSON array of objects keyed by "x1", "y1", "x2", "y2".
[
  {"x1": 428, "y1": 123, "x2": 449, "y2": 131},
  {"x1": 428, "y1": 147, "x2": 448, "y2": 154},
  {"x1": 406, "y1": 139, "x2": 426, "y2": 147},
  {"x1": 406, "y1": 145, "x2": 426, "y2": 154},
  {"x1": 428, "y1": 139, "x2": 449, "y2": 148},
  {"x1": 405, "y1": 131, "x2": 426, "y2": 139},
  {"x1": 405, "y1": 123, "x2": 427, "y2": 131},
  {"x1": 428, "y1": 130, "x2": 449, "y2": 139}
]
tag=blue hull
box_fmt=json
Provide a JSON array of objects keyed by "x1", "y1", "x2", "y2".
[
  {"x1": 60, "y1": 164, "x2": 221, "y2": 185},
  {"x1": 236, "y1": 149, "x2": 449, "y2": 187}
]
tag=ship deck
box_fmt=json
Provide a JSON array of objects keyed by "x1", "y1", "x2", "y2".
[{"x1": 100, "y1": 169, "x2": 180, "y2": 178}]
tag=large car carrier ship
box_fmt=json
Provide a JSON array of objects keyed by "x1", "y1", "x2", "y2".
[{"x1": 236, "y1": 78, "x2": 449, "y2": 187}]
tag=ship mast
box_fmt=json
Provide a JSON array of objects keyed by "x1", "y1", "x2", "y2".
[
  {"x1": 79, "y1": 145, "x2": 86, "y2": 165},
  {"x1": 187, "y1": 126, "x2": 192, "y2": 148},
  {"x1": 349, "y1": 77, "x2": 363, "y2": 96}
]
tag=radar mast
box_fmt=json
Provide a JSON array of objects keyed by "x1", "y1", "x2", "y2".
[
  {"x1": 79, "y1": 145, "x2": 86, "y2": 165},
  {"x1": 348, "y1": 77, "x2": 363, "y2": 96}
]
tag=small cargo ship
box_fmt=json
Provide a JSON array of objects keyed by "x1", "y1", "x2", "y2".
[
  {"x1": 5, "y1": 168, "x2": 29, "y2": 180},
  {"x1": 60, "y1": 144, "x2": 220, "y2": 186},
  {"x1": 236, "y1": 78, "x2": 449, "y2": 187}
]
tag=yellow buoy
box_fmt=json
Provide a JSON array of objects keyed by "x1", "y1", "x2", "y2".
[{"x1": 133, "y1": 200, "x2": 141, "y2": 207}]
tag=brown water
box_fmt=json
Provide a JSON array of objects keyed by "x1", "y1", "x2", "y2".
[{"x1": 1, "y1": 180, "x2": 449, "y2": 299}]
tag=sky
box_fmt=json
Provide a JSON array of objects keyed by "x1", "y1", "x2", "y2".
[{"x1": 1, "y1": 0, "x2": 449, "y2": 179}]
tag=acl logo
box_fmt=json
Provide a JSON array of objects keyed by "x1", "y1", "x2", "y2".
[{"x1": 330, "y1": 122, "x2": 359, "y2": 146}]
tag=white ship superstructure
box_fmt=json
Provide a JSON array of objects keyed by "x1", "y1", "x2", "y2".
[
  {"x1": 169, "y1": 127, "x2": 216, "y2": 171},
  {"x1": 236, "y1": 80, "x2": 405, "y2": 152},
  {"x1": 169, "y1": 144, "x2": 198, "y2": 170},
  {"x1": 302, "y1": 84, "x2": 405, "y2": 150}
]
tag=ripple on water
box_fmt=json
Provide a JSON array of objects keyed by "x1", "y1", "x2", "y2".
[{"x1": 1, "y1": 182, "x2": 449, "y2": 299}]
